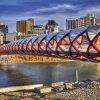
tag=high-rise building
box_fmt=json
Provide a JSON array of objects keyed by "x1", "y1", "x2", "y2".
[
  {"x1": 75, "y1": 18, "x2": 84, "y2": 29},
  {"x1": 28, "y1": 18, "x2": 35, "y2": 26},
  {"x1": 45, "y1": 20, "x2": 59, "y2": 33},
  {"x1": 66, "y1": 13, "x2": 98, "y2": 30},
  {"x1": 66, "y1": 19, "x2": 76, "y2": 30},
  {"x1": 16, "y1": 20, "x2": 32, "y2": 35}
]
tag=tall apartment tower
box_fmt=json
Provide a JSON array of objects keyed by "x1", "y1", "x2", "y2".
[
  {"x1": 28, "y1": 18, "x2": 35, "y2": 26},
  {"x1": 66, "y1": 19, "x2": 76, "y2": 30},
  {"x1": 16, "y1": 20, "x2": 32, "y2": 35},
  {"x1": 75, "y1": 18, "x2": 84, "y2": 29},
  {"x1": 66, "y1": 14, "x2": 97, "y2": 30}
]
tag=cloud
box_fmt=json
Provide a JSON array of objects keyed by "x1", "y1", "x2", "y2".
[
  {"x1": 36, "y1": 4, "x2": 75, "y2": 12},
  {"x1": 32, "y1": 4, "x2": 77, "y2": 16},
  {"x1": 0, "y1": 0, "x2": 100, "y2": 32}
]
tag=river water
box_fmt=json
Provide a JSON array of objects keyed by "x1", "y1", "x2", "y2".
[{"x1": 0, "y1": 61, "x2": 100, "y2": 87}]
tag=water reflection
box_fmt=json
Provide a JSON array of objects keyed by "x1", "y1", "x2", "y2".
[
  {"x1": 0, "y1": 61, "x2": 100, "y2": 87},
  {"x1": 0, "y1": 65, "x2": 34, "y2": 87}
]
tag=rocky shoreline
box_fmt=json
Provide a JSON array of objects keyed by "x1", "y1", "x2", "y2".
[{"x1": 0, "y1": 79, "x2": 100, "y2": 100}]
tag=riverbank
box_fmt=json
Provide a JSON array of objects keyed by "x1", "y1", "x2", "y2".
[
  {"x1": 9, "y1": 55, "x2": 72, "y2": 64},
  {"x1": 0, "y1": 79, "x2": 99, "y2": 100},
  {"x1": 0, "y1": 55, "x2": 99, "y2": 65}
]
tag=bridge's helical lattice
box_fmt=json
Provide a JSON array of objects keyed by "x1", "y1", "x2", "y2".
[{"x1": 0, "y1": 25, "x2": 100, "y2": 62}]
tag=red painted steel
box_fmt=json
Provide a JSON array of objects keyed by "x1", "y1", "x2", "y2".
[{"x1": 0, "y1": 25, "x2": 100, "y2": 62}]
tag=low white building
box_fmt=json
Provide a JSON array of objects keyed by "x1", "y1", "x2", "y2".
[
  {"x1": 31, "y1": 25, "x2": 45, "y2": 35},
  {"x1": 45, "y1": 20, "x2": 60, "y2": 33},
  {"x1": 0, "y1": 32, "x2": 4, "y2": 44},
  {"x1": 6, "y1": 32, "x2": 17, "y2": 42}
]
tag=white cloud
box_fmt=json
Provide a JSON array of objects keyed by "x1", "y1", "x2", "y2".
[
  {"x1": 35, "y1": 4, "x2": 76, "y2": 12},
  {"x1": 75, "y1": 6, "x2": 100, "y2": 18}
]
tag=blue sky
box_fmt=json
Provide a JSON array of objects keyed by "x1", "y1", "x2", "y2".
[{"x1": 0, "y1": 0, "x2": 100, "y2": 32}]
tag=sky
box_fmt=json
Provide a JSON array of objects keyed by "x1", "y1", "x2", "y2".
[{"x1": 0, "y1": 0, "x2": 100, "y2": 32}]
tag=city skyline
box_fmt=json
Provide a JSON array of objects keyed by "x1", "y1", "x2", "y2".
[{"x1": 0, "y1": 0, "x2": 100, "y2": 32}]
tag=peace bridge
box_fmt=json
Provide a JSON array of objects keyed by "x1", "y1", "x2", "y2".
[{"x1": 0, "y1": 25, "x2": 100, "y2": 62}]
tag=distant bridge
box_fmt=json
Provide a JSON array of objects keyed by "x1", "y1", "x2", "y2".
[{"x1": 0, "y1": 25, "x2": 100, "y2": 62}]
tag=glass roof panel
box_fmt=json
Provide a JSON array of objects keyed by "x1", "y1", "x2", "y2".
[
  {"x1": 26, "y1": 37, "x2": 33, "y2": 41},
  {"x1": 87, "y1": 25, "x2": 100, "y2": 40},
  {"x1": 38, "y1": 34, "x2": 48, "y2": 41},
  {"x1": 56, "y1": 30, "x2": 70, "y2": 42},
  {"x1": 46, "y1": 32, "x2": 59, "y2": 42},
  {"x1": 88, "y1": 25, "x2": 100, "y2": 32},
  {"x1": 31, "y1": 36, "x2": 39, "y2": 43},
  {"x1": 70, "y1": 27, "x2": 88, "y2": 41}
]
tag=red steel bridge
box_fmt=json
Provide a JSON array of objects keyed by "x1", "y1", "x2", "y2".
[{"x1": 0, "y1": 25, "x2": 100, "y2": 62}]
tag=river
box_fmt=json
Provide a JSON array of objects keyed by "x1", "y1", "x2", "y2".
[{"x1": 0, "y1": 61, "x2": 100, "y2": 87}]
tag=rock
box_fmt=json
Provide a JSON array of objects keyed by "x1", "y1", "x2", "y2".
[
  {"x1": 78, "y1": 82, "x2": 84, "y2": 87},
  {"x1": 73, "y1": 83, "x2": 79, "y2": 88},
  {"x1": 51, "y1": 82, "x2": 64, "y2": 87},
  {"x1": 52, "y1": 86, "x2": 64, "y2": 92},
  {"x1": 34, "y1": 86, "x2": 52, "y2": 94},
  {"x1": 0, "y1": 81, "x2": 99, "y2": 100},
  {"x1": 58, "y1": 86, "x2": 64, "y2": 91},
  {"x1": 65, "y1": 83, "x2": 73, "y2": 90}
]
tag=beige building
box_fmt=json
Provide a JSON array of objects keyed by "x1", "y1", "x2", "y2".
[
  {"x1": 16, "y1": 20, "x2": 32, "y2": 35},
  {"x1": 75, "y1": 19, "x2": 84, "y2": 29},
  {"x1": 84, "y1": 14, "x2": 96, "y2": 27},
  {"x1": 66, "y1": 13, "x2": 98, "y2": 30},
  {"x1": 96, "y1": 19, "x2": 100, "y2": 25},
  {"x1": 28, "y1": 18, "x2": 35, "y2": 26}
]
